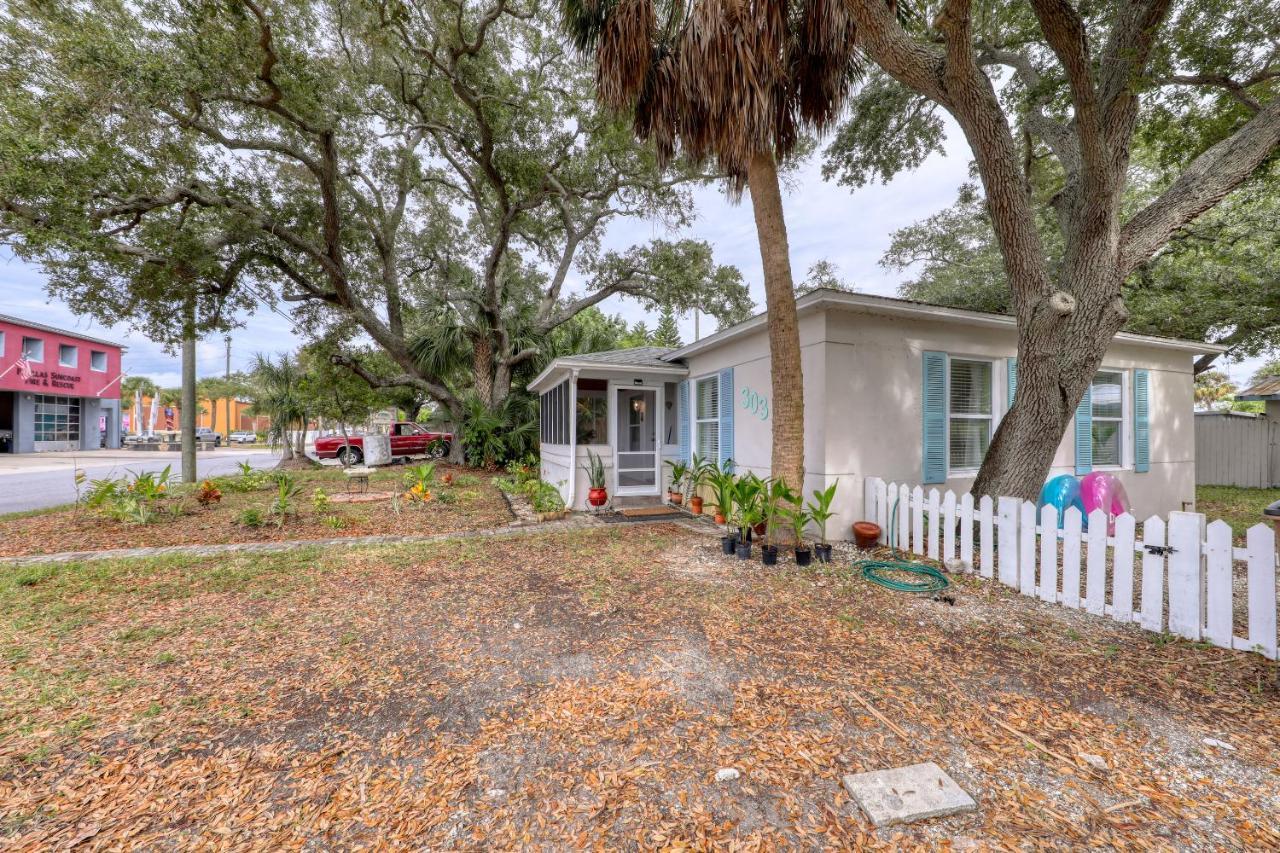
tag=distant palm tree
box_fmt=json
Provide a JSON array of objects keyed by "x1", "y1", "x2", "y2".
[
  {"x1": 246, "y1": 354, "x2": 309, "y2": 459},
  {"x1": 563, "y1": 0, "x2": 864, "y2": 489}
]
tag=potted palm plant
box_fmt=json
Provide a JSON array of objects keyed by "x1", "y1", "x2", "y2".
[
  {"x1": 732, "y1": 474, "x2": 763, "y2": 560},
  {"x1": 687, "y1": 454, "x2": 709, "y2": 514},
  {"x1": 806, "y1": 481, "x2": 839, "y2": 562},
  {"x1": 665, "y1": 459, "x2": 689, "y2": 505},
  {"x1": 759, "y1": 479, "x2": 791, "y2": 566},
  {"x1": 708, "y1": 463, "x2": 737, "y2": 553},
  {"x1": 581, "y1": 449, "x2": 608, "y2": 509},
  {"x1": 786, "y1": 493, "x2": 813, "y2": 566}
]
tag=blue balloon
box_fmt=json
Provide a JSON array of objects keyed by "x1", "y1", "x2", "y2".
[{"x1": 1038, "y1": 475, "x2": 1083, "y2": 528}]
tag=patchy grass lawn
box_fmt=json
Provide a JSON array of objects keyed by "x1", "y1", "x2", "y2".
[
  {"x1": 0, "y1": 464, "x2": 510, "y2": 557},
  {"x1": 1197, "y1": 484, "x2": 1280, "y2": 539},
  {"x1": 1, "y1": 525, "x2": 1277, "y2": 848}
]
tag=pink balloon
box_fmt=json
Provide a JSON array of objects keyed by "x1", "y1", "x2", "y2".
[{"x1": 1079, "y1": 472, "x2": 1130, "y2": 533}]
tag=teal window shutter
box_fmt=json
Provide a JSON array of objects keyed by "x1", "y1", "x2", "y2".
[
  {"x1": 922, "y1": 351, "x2": 947, "y2": 484},
  {"x1": 1006, "y1": 357, "x2": 1017, "y2": 411},
  {"x1": 1074, "y1": 383, "x2": 1093, "y2": 475},
  {"x1": 677, "y1": 380, "x2": 691, "y2": 464},
  {"x1": 1133, "y1": 369, "x2": 1150, "y2": 473},
  {"x1": 718, "y1": 368, "x2": 734, "y2": 468}
]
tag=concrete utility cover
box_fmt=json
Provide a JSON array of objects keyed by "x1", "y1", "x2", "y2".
[{"x1": 842, "y1": 762, "x2": 977, "y2": 827}]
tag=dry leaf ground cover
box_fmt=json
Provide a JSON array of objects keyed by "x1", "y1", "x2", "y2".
[
  {"x1": 0, "y1": 464, "x2": 510, "y2": 557},
  {"x1": 2, "y1": 524, "x2": 1277, "y2": 849}
]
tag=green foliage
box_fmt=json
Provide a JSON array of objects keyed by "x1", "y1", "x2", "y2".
[
  {"x1": 652, "y1": 307, "x2": 683, "y2": 348},
  {"x1": 581, "y1": 450, "x2": 606, "y2": 490},
  {"x1": 460, "y1": 395, "x2": 537, "y2": 469},
  {"x1": 267, "y1": 476, "x2": 302, "y2": 529},
  {"x1": 1195, "y1": 371, "x2": 1236, "y2": 410},
  {"x1": 731, "y1": 474, "x2": 765, "y2": 539},
  {"x1": 784, "y1": 491, "x2": 811, "y2": 548},
  {"x1": 805, "y1": 481, "x2": 840, "y2": 545},
  {"x1": 402, "y1": 464, "x2": 436, "y2": 498},
  {"x1": 235, "y1": 508, "x2": 265, "y2": 529},
  {"x1": 759, "y1": 479, "x2": 795, "y2": 548},
  {"x1": 310, "y1": 489, "x2": 331, "y2": 514},
  {"x1": 822, "y1": 70, "x2": 947, "y2": 189},
  {"x1": 664, "y1": 460, "x2": 690, "y2": 496},
  {"x1": 706, "y1": 461, "x2": 737, "y2": 524},
  {"x1": 527, "y1": 481, "x2": 566, "y2": 513}
]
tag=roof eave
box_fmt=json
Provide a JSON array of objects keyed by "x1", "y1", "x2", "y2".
[
  {"x1": 663, "y1": 289, "x2": 1227, "y2": 360},
  {"x1": 526, "y1": 357, "x2": 689, "y2": 393}
]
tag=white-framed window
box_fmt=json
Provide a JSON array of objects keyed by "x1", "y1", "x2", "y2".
[
  {"x1": 948, "y1": 358, "x2": 994, "y2": 472},
  {"x1": 694, "y1": 375, "x2": 719, "y2": 460},
  {"x1": 90, "y1": 350, "x2": 107, "y2": 372},
  {"x1": 21, "y1": 337, "x2": 44, "y2": 362},
  {"x1": 1090, "y1": 370, "x2": 1125, "y2": 467},
  {"x1": 0, "y1": 331, "x2": 5, "y2": 355},
  {"x1": 59, "y1": 344, "x2": 78, "y2": 368}
]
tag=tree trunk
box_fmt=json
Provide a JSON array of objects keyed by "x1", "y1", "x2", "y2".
[
  {"x1": 472, "y1": 335, "x2": 495, "y2": 408},
  {"x1": 180, "y1": 312, "x2": 197, "y2": 484},
  {"x1": 746, "y1": 151, "x2": 805, "y2": 493}
]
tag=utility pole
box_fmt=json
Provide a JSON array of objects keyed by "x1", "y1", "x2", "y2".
[
  {"x1": 180, "y1": 299, "x2": 197, "y2": 483},
  {"x1": 225, "y1": 335, "x2": 232, "y2": 438}
]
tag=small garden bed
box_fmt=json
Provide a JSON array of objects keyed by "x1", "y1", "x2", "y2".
[{"x1": 0, "y1": 462, "x2": 511, "y2": 557}]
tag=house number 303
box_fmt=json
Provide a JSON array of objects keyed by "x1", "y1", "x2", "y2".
[{"x1": 740, "y1": 387, "x2": 770, "y2": 421}]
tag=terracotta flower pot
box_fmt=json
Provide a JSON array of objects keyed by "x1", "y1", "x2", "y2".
[
  {"x1": 587, "y1": 487, "x2": 608, "y2": 508},
  {"x1": 670, "y1": 492, "x2": 684, "y2": 506},
  {"x1": 852, "y1": 521, "x2": 882, "y2": 549},
  {"x1": 714, "y1": 512, "x2": 727, "y2": 525},
  {"x1": 690, "y1": 496, "x2": 703, "y2": 514}
]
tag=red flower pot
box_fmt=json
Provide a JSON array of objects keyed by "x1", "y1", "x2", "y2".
[
  {"x1": 690, "y1": 496, "x2": 704, "y2": 514},
  {"x1": 853, "y1": 521, "x2": 882, "y2": 549},
  {"x1": 587, "y1": 487, "x2": 608, "y2": 508}
]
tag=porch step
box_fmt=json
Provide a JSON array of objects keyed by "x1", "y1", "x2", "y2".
[{"x1": 611, "y1": 496, "x2": 667, "y2": 510}]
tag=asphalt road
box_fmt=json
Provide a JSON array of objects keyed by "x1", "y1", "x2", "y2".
[{"x1": 0, "y1": 448, "x2": 282, "y2": 515}]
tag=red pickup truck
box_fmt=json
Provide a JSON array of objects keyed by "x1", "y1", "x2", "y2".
[{"x1": 313, "y1": 422, "x2": 452, "y2": 465}]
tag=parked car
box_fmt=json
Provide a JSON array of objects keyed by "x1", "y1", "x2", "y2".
[
  {"x1": 194, "y1": 427, "x2": 222, "y2": 447},
  {"x1": 228, "y1": 431, "x2": 258, "y2": 444},
  {"x1": 313, "y1": 422, "x2": 452, "y2": 465}
]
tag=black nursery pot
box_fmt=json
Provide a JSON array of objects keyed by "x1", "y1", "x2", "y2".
[
  {"x1": 736, "y1": 541, "x2": 753, "y2": 560},
  {"x1": 761, "y1": 544, "x2": 779, "y2": 566},
  {"x1": 814, "y1": 543, "x2": 833, "y2": 563},
  {"x1": 721, "y1": 534, "x2": 738, "y2": 555},
  {"x1": 794, "y1": 547, "x2": 813, "y2": 567}
]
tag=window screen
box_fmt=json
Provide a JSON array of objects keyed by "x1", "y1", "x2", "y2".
[
  {"x1": 1091, "y1": 371, "x2": 1124, "y2": 466},
  {"x1": 694, "y1": 376, "x2": 719, "y2": 460},
  {"x1": 948, "y1": 359, "x2": 992, "y2": 470},
  {"x1": 21, "y1": 337, "x2": 44, "y2": 362},
  {"x1": 576, "y1": 379, "x2": 608, "y2": 444},
  {"x1": 90, "y1": 351, "x2": 107, "y2": 372},
  {"x1": 540, "y1": 381, "x2": 570, "y2": 445},
  {"x1": 59, "y1": 344, "x2": 78, "y2": 368}
]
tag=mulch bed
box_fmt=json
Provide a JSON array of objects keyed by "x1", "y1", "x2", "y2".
[
  {"x1": 1, "y1": 524, "x2": 1277, "y2": 848},
  {"x1": 0, "y1": 464, "x2": 511, "y2": 557}
]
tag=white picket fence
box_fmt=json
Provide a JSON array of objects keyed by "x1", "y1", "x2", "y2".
[{"x1": 862, "y1": 477, "x2": 1279, "y2": 659}]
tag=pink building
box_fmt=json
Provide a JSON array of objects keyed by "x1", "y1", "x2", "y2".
[{"x1": 0, "y1": 314, "x2": 125, "y2": 453}]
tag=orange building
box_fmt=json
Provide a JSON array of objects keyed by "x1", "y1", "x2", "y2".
[{"x1": 126, "y1": 395, "x2": 269, "y2": 436}]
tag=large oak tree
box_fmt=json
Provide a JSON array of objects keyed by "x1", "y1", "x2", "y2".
[
  {"x1": 830, "y1": 0, "x2": 1280, "y2": 498},
  {"x1": 0, "y1": 0, "x2": 752, "y2": 422}
]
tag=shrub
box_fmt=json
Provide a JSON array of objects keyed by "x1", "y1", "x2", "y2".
[
  {"x1": 196, "y1": 480, "x2": 222, "y2": 507},
  {"x1": 529, "y1": 481, "x2": 565, "y2": 513},
  {"x1": 435, "y1": 490, "x2": 458, "y2": 505},
  {"x1": 236, "y1": 507, "x2": 265, "y2": 528},
  {"x1": 321, "y1": 514, "x2": 345, "y2": 530},
  {"x1": 268, "y1": 476, "x2": 302, "y2": 527},
  {"x1": 402, "y1": 463, "x2": 436, "y2": 493},
  {"x1": 311, "y1": 488, "x2": 331, "y2": 513}
]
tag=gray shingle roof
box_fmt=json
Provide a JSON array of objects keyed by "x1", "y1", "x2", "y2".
[{"x1": 566, "y1": 346, "x2": 678, "y2": 368}]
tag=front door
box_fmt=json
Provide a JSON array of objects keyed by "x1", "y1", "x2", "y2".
[{"x1": 614, "y1": 387, "x2": 659, "y2": 495}]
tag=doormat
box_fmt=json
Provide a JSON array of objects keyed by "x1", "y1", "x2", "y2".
[{"x1": 596, "y1": 509, "x2": 684, "y2": 524}]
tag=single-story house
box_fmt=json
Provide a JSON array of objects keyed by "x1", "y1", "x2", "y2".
[{"x1": 528, "y1": 289, "x2": 1222, "y2": 540}]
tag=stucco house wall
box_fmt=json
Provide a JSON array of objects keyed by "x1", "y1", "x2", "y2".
[{"x1": 532, "y1": 292, "x2": 1212, "y2": 535}]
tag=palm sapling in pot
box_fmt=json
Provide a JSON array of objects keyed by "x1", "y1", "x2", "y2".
[
  {"x1": 786, "y1": 493, "x2": 813, "y2": 566},
  {"x1": 664, "y1": 459, "x2": 689, "y2": 505},
  {"x1": 806, "y1": 480, "x2": 839, "y2": 562},
  {"x1": 709, "y1": 463, "x2": 738, "y2": 553},
  {"x1": 759, "y1": 478, "x2": 790, "y2": 566}
]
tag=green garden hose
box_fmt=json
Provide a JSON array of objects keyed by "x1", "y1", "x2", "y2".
[{"x1": 853, "y1": 495, "x2": 951, "y2": 594}]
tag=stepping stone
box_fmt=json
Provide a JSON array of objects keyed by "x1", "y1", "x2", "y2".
[{"x1": 842, "y1": 762, "x2": 976, "y2": 827}]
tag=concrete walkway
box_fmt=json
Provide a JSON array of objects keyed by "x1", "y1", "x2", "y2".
[{"x1": 0, "y1": 515, "x2": 717, "y2": 566}]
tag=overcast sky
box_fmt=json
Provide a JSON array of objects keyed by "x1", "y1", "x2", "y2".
[{"x1": 0, "y1": 119, "x2": 1266, "y2": 388}]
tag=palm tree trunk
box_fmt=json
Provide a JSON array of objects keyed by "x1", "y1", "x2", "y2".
[{"x1": 746, "y1": 151, "x2": 804, "y2": 492}]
